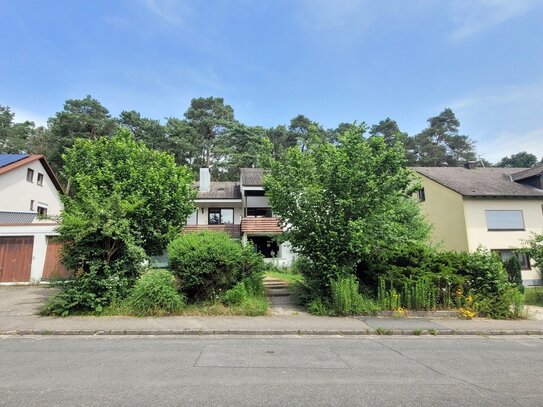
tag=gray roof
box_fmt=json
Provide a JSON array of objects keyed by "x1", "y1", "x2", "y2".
[
  {"x1": 240, "y1": 168, "x2": 265, "y2": 186},
  {"x1": 0, "y1": 211, "x2": 37, "y2": 225},
  {"x1": 510, "y1": 165, "x2": 543, "y2": 182},
  {"x1": 195, "y1": 182, "x2": 241, "y2": 199},
  {"x1": 0, "y1": 154, "x2": 28, "y2": 168},
  {"x1": 413, "y1": 167, "x2": 543, "y2": 197}
]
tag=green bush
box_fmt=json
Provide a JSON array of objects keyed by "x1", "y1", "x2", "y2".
[
  {"x1": 127, "y1": 269, "x2": 184, "y2": 316},
  {"x1": 41, "y1": 262, "x2": 137, "y2": 316},
  {"x1": 503, "y1": 255, "x2": 524, "y2": 293},
  {"x1": 223, "y1": 282, "x2": 248, "y2": 305},
  {"x1": 168, "y1": 231, "x2": 264, "y2": 302},
  {"x1": 330, "y1": 275, "x2": 365, "y2": 316}
]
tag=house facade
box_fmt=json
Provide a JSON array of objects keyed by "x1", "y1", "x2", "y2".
[
  {"x1": 184, "y1": 167, "x2": 295, "y2": 267},
  {"x1": 0, "y1": 154, "x2": 67, "y2": 284},
  {"x1": 414, "y1": 164, "x2": 543, "y2": 286}
]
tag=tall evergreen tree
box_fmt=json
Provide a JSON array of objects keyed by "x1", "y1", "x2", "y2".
[{"x1": 410, "y1": 108, "x2": 476, "y2": 166}]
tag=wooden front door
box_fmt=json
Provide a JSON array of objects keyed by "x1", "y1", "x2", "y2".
[
  {"x1": 0, "y1": 236, "x2": 34, "y2": 282},
  {"x1": 42, "y1": 237, "x2": 71, "y2": 280}
]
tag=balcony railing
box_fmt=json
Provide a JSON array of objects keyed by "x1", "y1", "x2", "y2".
[
  {"x1": 184, "y1": 224, "x2": 241, "y2": 239},
  {"x1": 241, "y1": 217, "x2": 282, "y2": 234}
]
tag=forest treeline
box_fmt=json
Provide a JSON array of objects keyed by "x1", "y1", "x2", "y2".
[{"x1": 1, "y1": 95, "x2": 541, "y2": 181}]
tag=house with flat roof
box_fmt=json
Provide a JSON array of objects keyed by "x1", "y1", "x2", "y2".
[
  {"x1": 413, "y1": 164, "x2": 543, "y2": 285},
  {"x1": 184, "y1": 167, "x2": 295, "y2": 266}
]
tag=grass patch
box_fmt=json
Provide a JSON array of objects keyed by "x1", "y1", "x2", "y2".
[
  {"x1": 99, "y1": 297, "x2": 269, "y2": 317},
  {"x1": 524, "y1": 287, "x2": 543, "y2": 307},
  {"x1": 265, "y1": 271, "x2": 303, "y2": 285}
]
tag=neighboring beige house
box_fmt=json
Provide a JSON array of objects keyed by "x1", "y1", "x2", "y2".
[
  {"x1": 0, "y1": 154, "x2": 66, "y2": 284},
  {"x1": 413, "y1": 164, "x2": 543, "y2": 286},
  {"x1": 181, "y1": 167, "x2": 295, "y2": 267}
]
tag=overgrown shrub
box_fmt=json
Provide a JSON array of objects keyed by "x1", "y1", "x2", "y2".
[
  {"x1": 378, "y1": 276, "x2": 437, "y2": 311},
  {"x1": 42, "y1": 130, "x2": 195, "y2": 315},
  {"x1": 41, "y1": 262, "x2": 139, "y2": 316},
  {"x1": 223, "y1": 282, "x2": 248, "y2": 305},
  {"x1": 330, "y1": 275, "x2": 365, "y2": 316},
  {"x1": 503, "y1": 255, "x2": 524, "y2": 293},
  {"x1": 127, "y1": 269, "x2": 184, "y2": 316},
  {"x1": 303, "y1": 275, "x2": 380, "y2": 316},
  {"x1": 168, "y1": 231, "x2": 264, "y2": 302}
]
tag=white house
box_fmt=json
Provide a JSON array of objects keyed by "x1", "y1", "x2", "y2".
[
  {"x1": 414, "y1": 164, "x2": 543, "y2": 286},
  {"x1": 183, "y1": 167, "x2": 295, "y2": 267},
  {"x1": 0, "y1": 154, "x2": 66, "y2": 284}
]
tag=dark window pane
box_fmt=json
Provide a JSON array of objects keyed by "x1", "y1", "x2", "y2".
[{"x1": 208, "y1": 209, "x2": 220, "y2": 224}]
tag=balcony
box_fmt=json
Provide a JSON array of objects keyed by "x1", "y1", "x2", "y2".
[
  {"x1": 184, "y1": 224, "x2": 241, "y2": 239},
  {"x1": 241, "y1": 217, "x2": 282, "y2": 234}
]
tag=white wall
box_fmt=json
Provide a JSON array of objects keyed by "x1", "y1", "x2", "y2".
[
  {"x1": 0, "y1": 161, "x2": 63, "y2": 216},
  {"x1": 0, "y1": 223, "x2": 58, "y2": 284},
  {"x1": 463, "y1": 198, "x2": 543, "y2": 282},
  {"x1": 193, "y1": 204, "x2": 243, "y2": 225}
]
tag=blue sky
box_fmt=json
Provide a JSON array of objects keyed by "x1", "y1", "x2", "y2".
[{"x1": 1, "y1": 0, "x2": 542, "y2": 162}]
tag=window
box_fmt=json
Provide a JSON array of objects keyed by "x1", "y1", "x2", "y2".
[
  {"x1": 26, "y1": 168, "x2": 34, "y2": 182},
  {"x1": 30, "y1": 200, "x2": 34, "y2": 211},
  {"x1": 37, "y1": 206, "x2": 47, "y2": 216},
  {"x1": 493, "y1": 250, "x2": 531, "y2": 270},
  {"x1": 485, "y1": 210, "x2": 525, "y2": 231},
  {"x1": 249, "y1": 236, "x2": 279, "y2": 258},
  {"x1": 418, "y1": 188, "x2": 426, "y2": 202},
  {"x1": 208, "y1": 208, "x2": 234, "y2": 225},
  {"x1": 37, "y1": 173, "x2": 44, "y2": 186},
  {"x1": 186, "y1": 210, "x2": 197, "y2": 225},
  {"x1": 246, "y1": 207, "x2": 273, "y2": 217}
]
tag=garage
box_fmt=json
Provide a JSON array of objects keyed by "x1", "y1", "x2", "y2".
[
  {"x1": 0, "y1": 236, "x2": 34, "y2": 282},
  {"x1": 42, "y1": 237, "x2": 70, "y2": 280}
]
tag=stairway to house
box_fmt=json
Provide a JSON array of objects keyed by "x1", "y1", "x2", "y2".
[{"x1": 264, "y1": 277, "x2": 305, "y2": 315}]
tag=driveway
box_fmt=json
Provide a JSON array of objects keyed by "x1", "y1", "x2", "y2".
[{"x1": 0, "y1": 286, "x2": 53, "y2": 316}]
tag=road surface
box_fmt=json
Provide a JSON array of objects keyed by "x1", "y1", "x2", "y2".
[{"x1": 1, "y1": 335, "x2": 542, "y2": 406}]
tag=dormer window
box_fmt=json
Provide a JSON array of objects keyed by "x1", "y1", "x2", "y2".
[{"x1": 26, "y1": 168, "x2": 34, "y2": 182}]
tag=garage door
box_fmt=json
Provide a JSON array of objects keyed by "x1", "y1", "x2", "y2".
[
  {"x1": 0, "y1": 236, "x2": 34, "y2": 283},
  {"x1": 42, "y1": 237, "x2": 71, "y2": 280}
]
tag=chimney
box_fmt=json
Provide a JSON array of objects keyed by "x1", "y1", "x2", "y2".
[
  {"x1": 199, "y1": 167, "x2": 210, "y2": 192},
  {"x1": 463, "y1": 161, "x2": 477, "y2": 170}
]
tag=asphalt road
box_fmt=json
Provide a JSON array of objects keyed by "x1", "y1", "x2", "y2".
[{"x1": 1, "y1": 336, "x2": 542, "y2": 406}]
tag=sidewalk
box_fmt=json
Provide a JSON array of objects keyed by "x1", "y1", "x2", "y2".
[{"x1": 1, "y1": 286, "x2": 543, "y2": 336}]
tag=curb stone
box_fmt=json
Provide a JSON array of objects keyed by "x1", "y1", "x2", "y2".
[{"x1": 2, "y1": 329, "x2": 542, "y2": 336}]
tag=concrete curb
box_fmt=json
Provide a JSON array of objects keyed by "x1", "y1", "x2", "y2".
[{"x1": 2, "y1": 329, "x2": 542, "y2": 336}]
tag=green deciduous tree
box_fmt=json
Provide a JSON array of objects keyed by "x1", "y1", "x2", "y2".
[
  {"x1": 522, "y1": 234, "x2": 543, "y2": 280},
  {"x1": 264, "y1": 125, "x2": 430, "y2": 296},
  {"x1": 496, "y1": 151, "x2": 539, "y2": 168},
  {"x1": 44, "y1": 130, "x2": 195, "y2": 315}
]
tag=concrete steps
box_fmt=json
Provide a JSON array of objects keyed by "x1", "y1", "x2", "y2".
[{"x1": 264, "y1": 277, "x2": 298, "y2": 308}]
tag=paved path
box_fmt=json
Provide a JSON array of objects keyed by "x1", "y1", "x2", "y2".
[{"x1": 1, "y1": 286, "x2": 543, "y2": 336}]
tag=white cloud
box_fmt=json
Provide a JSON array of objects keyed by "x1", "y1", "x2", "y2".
[
  {"x1": 449, "y1": 0, "x2": 539, "y2": 42},
  {"x1": 449, "y1": 81, "x2": 543, "y2": 162},
  {"x1": 141, "y1": 0, "x2": 192, "y2": 25}
]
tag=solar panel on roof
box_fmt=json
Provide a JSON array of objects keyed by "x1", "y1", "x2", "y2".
[{"x1": 0, "y1": 154, "x2": 29, "y2": 168}]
